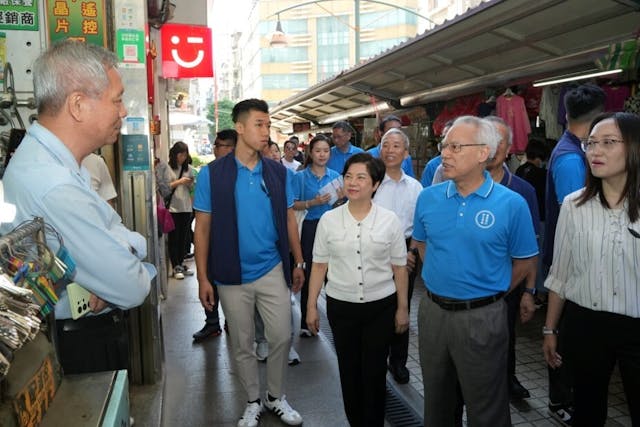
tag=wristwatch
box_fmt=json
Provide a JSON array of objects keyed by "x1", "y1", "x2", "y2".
[
  {"x1": 542, "y1": 326, "x2": 558, "y2": 335},
  {"x1": 523, "y1": 287, "x2": 537, "y2": 296},
  {"x1": 294, "y1": 262, "x2": 306, "y2": 269}
]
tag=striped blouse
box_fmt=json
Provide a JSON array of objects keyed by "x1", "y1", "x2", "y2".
[{"x1": 545, "y1": 189, "x2": 640, "y2": 318}]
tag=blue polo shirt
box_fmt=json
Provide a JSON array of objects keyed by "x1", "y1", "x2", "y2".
[
  {"x1": 420, "y1": 155, "x2": 442, "y2": 187},
  {"x1": 367, "y1": 145, "x2": 415, "y2": 177},
  {"x1": 293, "y1": 167, "x2": 341, "y2": 220},
  {"x1": 327, "y1": 144, "x2": 364, "y2": 174},
  {"x1": 412, "y1": 171, "x2": 538, "y2": 299},
  {"x1": 194, "y1": 158, "x2": 295, "y2": 283}
]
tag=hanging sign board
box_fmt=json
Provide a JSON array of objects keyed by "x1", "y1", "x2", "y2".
[
  {"x1": 161, "y1": 23, "x2": 213, "y2": 78},
  {"x1": 0, "y1": 2, "x2": 39, "y2": 31},
  {"x1": 46, "y1": 0, "x2": 108, "y2": 47}
]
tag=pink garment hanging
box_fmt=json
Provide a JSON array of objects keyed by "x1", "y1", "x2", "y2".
[{"x1": 496, "y1": 94, "x2": 531, "y2": 153}]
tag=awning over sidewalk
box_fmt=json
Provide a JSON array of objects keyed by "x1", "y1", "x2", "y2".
[{"x1": 270, "y1": 0, "x2": 640, "y2": 132}]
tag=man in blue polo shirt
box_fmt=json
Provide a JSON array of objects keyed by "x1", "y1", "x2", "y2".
[
  {"x1": 327, "y1": 120, "x2": 363, "y2": 173},
  {"x1": 367, "y1": 114, "x2": 415, "y2": 177},
  {"x1": 411, "y1": 116, "x2": 538, "y2": 427},
  {"x1": 193, "y1": 99, "x2": 305, "y2": 427}
]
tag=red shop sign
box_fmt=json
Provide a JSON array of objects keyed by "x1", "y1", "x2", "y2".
[{"x1": 161, "y1": 23, "x2": 213, "y2": 78}]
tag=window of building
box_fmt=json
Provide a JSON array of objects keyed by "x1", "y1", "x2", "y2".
[
  {"x1": 317, "y1": 16, "x2": 349, "y2": 80},
  {"x1": 360, "y1": 10, "x2": 418, "y2": 29},
  {"x1": 261, "y1": 47, "x2": 308, "y2": 63},
  {"x1": 360, "y1": 38, "x2": 406, "y2": 59},
  {"x1": 317, "y1": 15, "x2": 349, "y2": 45},
  {"x1": 262, "y1": 74, "x2": 309, "y2": 90}
]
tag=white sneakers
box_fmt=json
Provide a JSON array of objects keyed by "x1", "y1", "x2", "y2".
[
  {"x1": 172, "y1": 266, "x2": 185, "y2": 280},
  {"x1": 264, "y1": 393, "x2": 303, "y2": 426},
  {"x1": 288, "y1": 347, "x2": 300, "y2": 366},
  {"x1": 237, "y1": 401, "x2": 262, "y2": 427}
]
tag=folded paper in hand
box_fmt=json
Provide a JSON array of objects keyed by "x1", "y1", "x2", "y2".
[{"x1": 318, "y1": 176, "x2": 343, "y2": 206}]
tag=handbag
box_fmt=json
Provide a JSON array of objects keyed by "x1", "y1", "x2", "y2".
[{"x1": 157, "y1": 194, "x2": 175, "y2": 234}]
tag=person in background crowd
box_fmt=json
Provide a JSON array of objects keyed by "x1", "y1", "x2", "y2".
[
  {"x1": 543, "y1": 112, "x2": 640, "y2": 426},
  {"x1": 542, "y1": 83, "x2": 605, "y2": 426},
  {"x1": 516, "y1": 139, "x2": 549, "y2": 221},
  {"x1": 327, "y1": 121, "x2": 363, "y2": 174},
  {"x1": 485, "y1": 116, "x2": 540, "y2": 401},
  {"x1": 372, "y1": 128, "x2": 422, "y2": 385},
  {"x1": 282, "y1": 140, "x2": 302, "y2": 172},
  {"x1": 292, "y1": 134, "x2": 341, "y2": 337},
  {"x1": 1, "y1": 39, "x2": 153, "y2": 374},
  {"x1": 192, "y1": 129, "x2": 238, "y2": 343},
  {"x1": 265, "y1": 140, "x2": 282, "y2": 162},
  {"x1": 411, "y1": 116, "x2": 538, "y2": 427},
  {"x1": 367, "y1": 115, "x2": 415, "y2": 177},
  {"x1": 289, "y1": 135, "x2": 304, "y2": 163},
  {"x1": 194, "y1": 99, "x2": 304, "y2": 427},
  {"x1": 167, "y1": 141, "x2": 196, "y2": 280},
  {"x1": 420, "y1": 119, "x2": 454, "y2": 187},
  {"x1": 307, "y1": 153, "x2": 409, "y2": 427},
  {"x1": 81, "y1": 151, "x2": 117, "y2": 207}
]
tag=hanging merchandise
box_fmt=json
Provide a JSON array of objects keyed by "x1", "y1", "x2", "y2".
[
  {"x1": 539, "y1": 86, "x2": 563, "y2": 140},
  {"x1": 432, "y1": 94, "x2": 483, "y2": 136},
  {"x1": 496, "y1": 90, "x2": 531, "y2": 153},
  {"x1": 595, "y1": 38, "x2": 640, "y2": 72},
  {"x1": 602, "y1": 83, "x2": 631, "y2": 112}
]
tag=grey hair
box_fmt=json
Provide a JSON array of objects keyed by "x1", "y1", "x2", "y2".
[
  {"x1": 484, "y1": 116, "x2": 513, "y2": 146},
  {"x1": 450, "y1": 116, "x2": 500, "y2": 159},
  {"x1": 33, "y1": 39, "x2": 118, "y2": 115},
  {"x1": 381, "y1": 128, "x2": 409, "y2": 151}
]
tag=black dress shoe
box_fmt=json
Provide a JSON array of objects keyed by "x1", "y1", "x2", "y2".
[
  {"x1": 192, "y1": 324, "x2": 222, "y2": 342},
  {"x1": 388, "y1": 364, "x2": 410, "y2": 384},
  {"x1": 509, "y1": 375, "x2": 530, "y2": 400}
]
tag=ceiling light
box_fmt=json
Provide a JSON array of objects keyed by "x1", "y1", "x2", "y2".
[
  {"x1": 269, "y1": 15, "x2": 288, "y2": 48},
  {"x1": 533, "y1": 69, "x2": 623, "y2": 87}
]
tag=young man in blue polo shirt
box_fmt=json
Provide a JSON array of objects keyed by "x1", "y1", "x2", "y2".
[
  {"x1": 410, "y1": 116, "x2": 538, "y2": 427},
  {"x1": 193, "y1": 99, "x2": 305, "y2": 427},
  {"x1": 327, "y1": 120, "x2": 364, "y2": 173}
]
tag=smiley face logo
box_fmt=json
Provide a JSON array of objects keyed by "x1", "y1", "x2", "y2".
[
  {"x1": 170, "y1": 35, "x2": 205, "y2": 68},
  {"x1": 161, "y1": 24, "x2": 213, "y2": 78}
]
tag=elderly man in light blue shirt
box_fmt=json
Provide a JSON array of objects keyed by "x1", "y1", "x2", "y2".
[{"x1": 1, "y1": 40, "x2": 153, "y2": 375}]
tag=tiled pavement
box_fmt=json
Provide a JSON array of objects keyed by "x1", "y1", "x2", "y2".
[{"x1": 398, "y1": 280, "x2": 633, "y2": 427}]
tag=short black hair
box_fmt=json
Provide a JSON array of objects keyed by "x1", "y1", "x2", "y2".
[
  {"x1": 524, "y1": 139, "x2": 548, "y2": 161},
  {"x1": 289, "y1": 135, "x2": 300, "y2": 142},
  {"x1": 332, "y1": 120, "x2": 355, "y2": 135},
  {"x1": 342, "y1": 152, "x2": 386, "y2": 197},
  {"x1": 379, "y1": 115, "x2": 401, "y2": 132},
  {"x1": 564, "y1": 84, "x2": 605, "y2": 124},
  {"x1": 232, "y1": 98, "x2": 269, "y2": 123},
  {"x1": 216, "y1": 129, "x2": 238, "y2": 145}
]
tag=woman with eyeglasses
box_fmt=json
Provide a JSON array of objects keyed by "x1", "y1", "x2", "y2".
[{"x1": 543, "y1": 112, "x2": 640, "y2": 426}]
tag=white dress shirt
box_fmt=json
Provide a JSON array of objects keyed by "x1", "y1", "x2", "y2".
[
  {"x1": 313, "y1": 202, "x2": 407, "y2": 303},
  {"x1": 81, "y1": 153, "x2": 117, "y2": 201},
  {"x1": 374, "y1": 172, "x2": 423, "y2": 238},
  {"x1": 545, "y1": 189, "x2": 640, "y2": 318}
]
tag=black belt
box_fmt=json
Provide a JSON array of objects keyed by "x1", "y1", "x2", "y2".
[
  {"x1": 57, "y1": 309, "x2": 125, "y2": 332},
  {"x1": 426, "y1": 289, "x2": 504, "y2": 311}
]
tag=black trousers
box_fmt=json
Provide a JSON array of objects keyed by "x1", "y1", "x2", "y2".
[
  {"x1": 327, "y1": 294, "x2": 396, "y2": 427},
  {"x1": 388, "y1": 238, "x2": 418, "y2": 368},
  {"x1": 55, "y1": 310, "x2": 129, "y2": 375},
  {"x1": 168, "y1": 212, "x2": 192, "y2": 268},
  {"x1": 203, "y1": 283, "x2": 221, "y2": 327},
  {"x1": 563, "y1": 301, "x2": 640, "y2": 426},
  {"x1": 299, "y1": 219, "x2": 319, "y2": 330}
]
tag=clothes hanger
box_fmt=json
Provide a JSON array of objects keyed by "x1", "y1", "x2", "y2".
[{"x1": 503, "y1": 87, "x2": 514, "y2": 97}]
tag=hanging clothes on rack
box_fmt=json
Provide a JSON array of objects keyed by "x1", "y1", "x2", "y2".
[
  {"x1": 540, "y1": 86, "x2": 563, "y2": 140},
  {"x1": 496, "y1": 92, "x2": 531, "y2": 153}
]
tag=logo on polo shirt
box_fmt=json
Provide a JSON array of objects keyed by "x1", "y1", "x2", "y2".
[{"x1": 475, "y1": 210, "x2": 495, "y2": 229}]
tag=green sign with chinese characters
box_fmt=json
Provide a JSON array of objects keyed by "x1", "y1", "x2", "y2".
[
  {"x1": 116, "y1": 29, "x2": 145, "y2": 64},
  {"x1": 0, "y1": 1, "x2": 39, "y2": 31},
  {"x1": 46, "y1": 0, "x2": 107, "y2": 47}
]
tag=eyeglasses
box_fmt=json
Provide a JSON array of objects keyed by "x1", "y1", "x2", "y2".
[
  {"x1": 437, "y1": 142, "x2": 486, "y2": 153},
  {"x1": 580, "y1": 138, "x2": 624, "y2": 152}
]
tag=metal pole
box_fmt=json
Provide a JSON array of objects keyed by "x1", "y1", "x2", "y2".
[{"x1": 354, "y1": 0, "x2": 360, "y2": 66}]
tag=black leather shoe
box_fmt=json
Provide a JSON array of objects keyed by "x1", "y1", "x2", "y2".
[
  {"x1": 388, "y1": 364, "x2": 410, "y2": 384},
  {"x1": 509, "y1": 375, "x2": 530, "y2": 400},
  {"x1": 192, "y1": 324, "x2": 222, "y2": 342}
]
